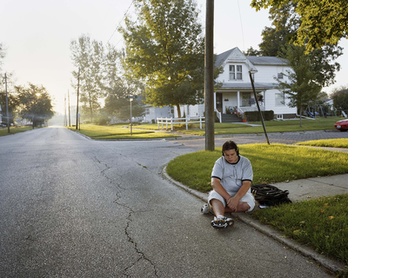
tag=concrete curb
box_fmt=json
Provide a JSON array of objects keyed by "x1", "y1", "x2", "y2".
[{"x1": 162, "y1": 166, "x2": 347, "y2": 275}]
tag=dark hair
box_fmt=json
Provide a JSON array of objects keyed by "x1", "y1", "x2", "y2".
[{"x1": 222, "y1": 140, "x2": 239, "y2": 155}]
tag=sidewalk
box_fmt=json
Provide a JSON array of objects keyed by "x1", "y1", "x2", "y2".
[
  {"x1": 269, "y1": 174, "x2": 348, "y2": 202},
  {"x1": 162, "y1": 169, "x2": 348, "y2": 275}
]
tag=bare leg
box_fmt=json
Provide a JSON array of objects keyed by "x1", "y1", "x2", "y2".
[
  {"x1": 210, "y1": 199, "x2": 225, "y2": 217},
  {"x1": 211, "y1": 199, "x2": 250, "y2": 215}
]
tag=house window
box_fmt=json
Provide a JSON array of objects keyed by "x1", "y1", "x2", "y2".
[
  {"x1": 275, "y1": 92, "x2": 285, "y2": 106},
  {"x1": 236, "y1": 65, "x2": 242, "y2": 80},
  {"x1": 277, "y1": 72, "x2": 284, "y2": 79},
  {"x1": 229, "y1": 65, "x2": 243, "y2": 80}
]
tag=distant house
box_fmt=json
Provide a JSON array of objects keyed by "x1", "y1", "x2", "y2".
[{"x1": 212, "y1": 47, "x2": 297, "y2": 122}]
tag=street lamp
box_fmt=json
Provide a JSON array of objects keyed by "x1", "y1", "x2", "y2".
[{"x1": 249, "y1": 69, "x2": 270, "y2": 144}]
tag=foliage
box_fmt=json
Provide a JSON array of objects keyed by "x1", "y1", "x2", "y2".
[
  {"x1": 258, "y1": 26, "x2": 291, "y2": 57},
  {"x1": 0, "y1": 86, "x2": 18, "y2": 124},
  {"x1": 70, "y1": 35, "x2": 145, "y2": 123},
  {"x1": 101, "y1": 44, "x2": 145, "y2": 120},
  {"x1": 330, "y1": 87, "x2": 348, "y2": 116},
  {"x1": 252, "y1": 2, "x2": 343, "y2": 126},
  {"x1": 120, "y1": 0, "x2": 205, "y2": 118},
  {"x1": 277, "y1": 44, "x2": 342, "y2": 123},
  {"x1": 70, "y1": 35, "x2": 104, "y2": 122},
  {"x1": 0, "y1": 42, "x2": 5, "y2": 70},
  {"x1": 251, "y1": 0, "x2": 348, "y2": 52},
  {"x1": 14, "y1": 83, "x2": 54, "y2": 127}
]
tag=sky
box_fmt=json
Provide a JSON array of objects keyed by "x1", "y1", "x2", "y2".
[{"x1": 1, "y1": 0, "x2": 347, "y2": 115}]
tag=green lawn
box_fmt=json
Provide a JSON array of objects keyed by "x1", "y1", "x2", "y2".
[
  {"x1": 68, "y1": 123, "x2": 178, "y2": 139},
  {"x1": 0, "y1": 126, "x2": 32, "y2": 136}
]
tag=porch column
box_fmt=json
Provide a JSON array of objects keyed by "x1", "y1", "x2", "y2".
[
  {"x1": 213, "y1": 92, "x2": 216, "y2": 111},
  {"x1": 237, "y1": 91, "x2": 240, "y2": 107}
]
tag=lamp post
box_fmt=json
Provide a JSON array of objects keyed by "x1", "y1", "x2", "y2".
[
  {"x1": 127, "y1": 96, "x2": 134, "y2": 136},
  {"x1": 249, "y1": 69, "x2": 270, "y2": 144}
]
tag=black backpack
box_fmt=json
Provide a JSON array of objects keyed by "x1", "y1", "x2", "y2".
[{"x1": 251, "y1": 184, "x2": 292, "y2": 207}]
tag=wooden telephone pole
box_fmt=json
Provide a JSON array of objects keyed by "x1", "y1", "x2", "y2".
[
  {"x1": 204, "y1": 0, "x2": 214, "y2": 151},
  {"x1": 75, "y1": 68, "x2": 80, "y2": 130}
]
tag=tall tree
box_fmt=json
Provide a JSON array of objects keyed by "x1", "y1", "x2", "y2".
[
  {"x1": 277, "y1": 44, "x2": 341, "y2": 125},
  {"x1": 251, "y1": 0, "x2": 348, "y2": 52},
  {"x1": 330, "y1": 86, "x2": 348, "y2": 116},
  {"x1": 15, "y1": 83, "x2": 54, "y2": 128},
  {"x1": 70, "y1": 35, "x2": 105, "y2": 122},
  {"x1": 0, "y1": 43, "x2": 5, "y2": 71},
  {"x1": 120, "y1": 0, "x2": 204, "y2": 118},
  {"x1": 253, "y1": 2, "x2": 342, "y2": 126},
  {"x1": 102, "y1": 44, "x2": 144, "y2": 121}
]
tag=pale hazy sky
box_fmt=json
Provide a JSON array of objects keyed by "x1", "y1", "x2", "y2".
[{"x1": 1, "y1": 0, "x2": 347, "y2": 114}]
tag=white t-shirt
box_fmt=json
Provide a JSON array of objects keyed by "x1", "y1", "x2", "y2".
[{"x1": 211, "y1": 155, "x2": 253, "y2": 194}]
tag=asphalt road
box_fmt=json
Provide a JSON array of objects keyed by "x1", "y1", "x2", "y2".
[{"x1": 0, "y1": 127, "x2": 345, "y2": 277}]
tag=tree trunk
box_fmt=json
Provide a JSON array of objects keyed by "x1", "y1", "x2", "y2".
[{"x1": 176, "y1": 104, "x2": 181, "y2": 118}]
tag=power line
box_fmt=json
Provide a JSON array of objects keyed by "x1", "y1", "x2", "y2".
[
  {"x1": 236, "y1": 0, "x2": 245, "y2": 51},
  {"x1": 106, "y1": 0, "x2": 135, "y2": 46}
]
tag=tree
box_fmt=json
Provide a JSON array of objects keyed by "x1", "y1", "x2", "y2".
[
  {"x1": 120, "y1": 0, "x2": 205, "y2": 118},
  {"x1": 258, "y1": 26, "x2": 291, "y2": 56},
  {"x1": 251, "y1": 0, "x2": 348, "y2": 52},
  {"x1": 253, "y1": 3, "x2": 342, "y2": 127},
  {"x1": 15, "y1": 83, "x2": 54, "y2": 128},
  {"x1": 277, "y1": 43, "x2": 341, "y2": 126},
  {"x1": 0, "y1": 43, "x2": 5, "y2": 71},
  {"x1": 70, "y1": 35, "x2": 105, "y2": 122},
  {"x1": 101, "y1": 44, "x2": 145, "y2": 122},
  {"x1": 330, "y1": 86, "x2": 348, "y2": 116}
]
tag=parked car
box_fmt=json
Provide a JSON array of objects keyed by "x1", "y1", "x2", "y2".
[{"x1": 334, "y1": 119, "x2": 348, "y2": 131}]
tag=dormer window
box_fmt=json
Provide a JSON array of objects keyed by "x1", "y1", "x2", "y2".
[{"x1": 229, "y1": 65, "x2": 243, "y2": 80}]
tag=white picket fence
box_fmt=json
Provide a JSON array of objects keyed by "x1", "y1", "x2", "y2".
[{"x1": 157, "y1": 116, "x2": 204, "y2": 131}]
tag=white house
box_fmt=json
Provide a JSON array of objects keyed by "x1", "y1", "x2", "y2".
[
  {"x1": 213, "y1": 47, "x2": 297, "y2": 122},
  {"x1": 145, "y1": 47, "x2": 297, "y2": 123}
]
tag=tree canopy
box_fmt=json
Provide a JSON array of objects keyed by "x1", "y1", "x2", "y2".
[
  {"x1": 70, "y1": 35, "x2": 104, "y2": 122},
  {"x1": 15, "y1": 83, "x2": 54, "y2": 128},
  {"x1": 251, "y1": 0, "x2": 348, "y2": 52},
  {"x1": 250, "y1": 0, "x2": 343, "y2": 124},
  {"x1": 120, "y1": 0, "x2": 205, "y2": 117}
]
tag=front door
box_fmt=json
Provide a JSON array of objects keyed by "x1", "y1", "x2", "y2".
[{"x1": 216, "y1": 93, "x2": 222, "y2": 112}]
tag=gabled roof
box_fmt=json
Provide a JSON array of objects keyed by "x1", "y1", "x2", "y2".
[
  {"x1": 215, "y1": 47, "x2": 288, "y2": 67},
  {"x1": 247, "y1": 56, "x2": 288, "y2": 66},
  {"x1": 215, "y1": 47, "x2": 237, "y2": 68}
]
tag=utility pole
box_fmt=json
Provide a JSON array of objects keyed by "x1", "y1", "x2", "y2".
[
  {"x1": 75, "y1": 68, "x2": 80, "y2": 130},
  {"x1": 204, "y1": 0, "x2": 214, "y2": 151},
  {"x1": 68, "y1": 90, "x2": 71, "y2": 127},
  {"x1": 64, "y1": 94, "x2": 67, "y2": 126},
  {"x1": 4, "y1": 73, "x2": 10, "y2": 133}
]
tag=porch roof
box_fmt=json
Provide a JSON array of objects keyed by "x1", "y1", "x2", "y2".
[{"x1": 218, "y1": 82, "x2": 279, "y2": 91}]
